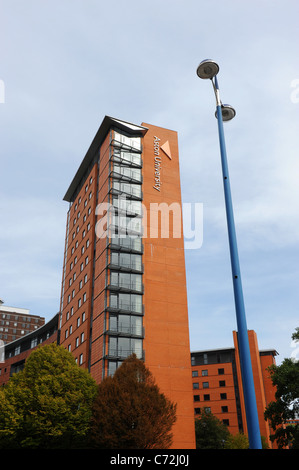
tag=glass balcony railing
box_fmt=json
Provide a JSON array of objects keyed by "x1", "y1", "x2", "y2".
[
  {"x1": 108, "y1": 235, "x2": 143, "y2": 254},
  {"x1": 108, "y1": 324, "x2": 144, "y2": 337},
  {"x1": 111, "y1": 181, "x2": 142, "y2": 200},
  {"x1": 107, "y1": 347, "x2": 144, "y2": 360},
  {"x1": 111, "y1": 150, "x2": 142, "y2": 168}
]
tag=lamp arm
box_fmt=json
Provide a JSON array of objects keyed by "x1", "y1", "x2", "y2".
[{"x1": 211, "y1": 76, "x2": 222, "y2": 107}]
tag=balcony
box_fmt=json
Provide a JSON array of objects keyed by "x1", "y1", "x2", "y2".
[
  {"x1": 108, "y1": 259, "x2": 144, "y2": 274},
  {"x1": 106, "y1": 348, "x2": 145, "y2": 361},
  {"x1": 110, "y1": 183, "x2": 142, "y2": 201},
  {"x1": 107, "y1": 280, "x2": 144, "y2": 295},
  {"x1": 111, "y1": 150, "x2": 142, "y2": 169},
  {"x1": 110, "y1": 166, "x2": 142, "y2": 185},
  {"x1": 107, "y1": 325, "x2": 145, "y2": 339},
  {"x1": 106, "y1": 299, "x2": 144, "y2": 315},
  {"x1": 108, "y1": 236, "x2": 143, "y2": 254}
]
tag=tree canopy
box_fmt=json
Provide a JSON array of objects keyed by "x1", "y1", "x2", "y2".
[
  {"x1": 264, "y1": 328, "x2": 299, "y2": 449},
  {"x1": 0, "y1": 343, "x2": 98, "y2": 448},
  {"x1": 89, "y1": 354, "x2": 177, "y2": 449},
  {"x1": 195, "y1": 410, "x2": 230, "y2": 449}
]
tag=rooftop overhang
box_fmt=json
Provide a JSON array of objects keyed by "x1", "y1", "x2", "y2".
[{"x1": 63, "y1": 115, "x2": 148, "y2": 202}]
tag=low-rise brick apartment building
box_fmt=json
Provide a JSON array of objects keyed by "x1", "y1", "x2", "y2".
[
  {"x1": 191, "y1": 330, "x2": 277, "y2": 448},
  {"x1": 0, "y1": 303, "x2": 45, "y2": 344},
  {"x1": 0, "y1": 313, "x2": 59, "y2": 386}
]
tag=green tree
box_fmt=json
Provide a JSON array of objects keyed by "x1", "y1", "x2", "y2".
[
  {"x1": 264, "y1": 328, "x2": 299, "y2": 449},
  {"x1": 224, "y1": 432, "x2": 249, "y2": 449},
  {"x1": 89, "y1": 354, "x2": 177, "y2": 449},
  {"x1": 195, "y1": 410, "x2": 230, "y2": 449},
  {"x1": 0, "y1": 343, "x2": 97, "y2": 448}
]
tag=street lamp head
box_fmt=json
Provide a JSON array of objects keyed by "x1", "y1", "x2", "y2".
[
  {"x1": 196, "y1": 59, "x2": 219, "y2": 79},
  {"x1": 216, "y1": 104, "x2": 236, "y2": 122}
]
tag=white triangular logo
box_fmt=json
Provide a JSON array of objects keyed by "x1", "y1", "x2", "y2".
[{"x1": 160, "y1": 141, "x2": 172, "y2": 160}]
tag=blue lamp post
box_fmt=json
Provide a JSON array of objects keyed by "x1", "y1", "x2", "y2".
[{"x1": 197, "y1": 59, "x2": 262, "y2": 449}]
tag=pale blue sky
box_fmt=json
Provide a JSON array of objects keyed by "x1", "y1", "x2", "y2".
[{"x1": 0, "y1": 0, "x2": 298, "y2": 364}]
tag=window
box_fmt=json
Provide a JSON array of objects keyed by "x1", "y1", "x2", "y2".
[
  {"x1": 202, "y1": 369, "x2": 208, "y2": 376},
  {"x1": 219, "y1": 380, "x2": 226, "y2": 387},
  {"x1": 79, "y1": 354, "x2": 83, "y2": 365},
  {"x1": 192, "y1": 370, "x2": 198, "y2": 377},
  {"x1": 203, "y1": 382, "x2": 209, "y2": 389},
  {"x1": 204, "y1": 407, "x2": 211, "y2": 413},
  {"x1": 108, "y1": 336, "x2": 142, "y2": 359},
  {"x1": 109, "y1": 293, "x2": 143, "y2": 313},
  {"x1": 109, "y1": 314, "x2": 142, "y2": 336},
  {"x1": 220, "y1": 393, "x2": 227, "y2": 400},
  {"x1": 110, "y1": 252, "x2": 142, "y2": 271},
  {"x1": 218, "y1": 368, "x2": 225, "y2": 375},
  {"x1": 223, "y1": 419, "x2": 230, "y2": 426},
  {"x1": 194, "y1": 408, "x2": 201, "y2": 415},
  {"x1": 194, "y1": 395, "x2": 200, "y2": 402},
  {"x1": 221, "y1": 406, "x2": 228, "y2": 413},
  {"x1": 203, "y1": 394, "x2": 210, "y2": 401},
  {"x1": 110, "y1": 272, "x2": 142, "y2": 292},
  {"x1": 193, "y1": 383, "x2": 199, "y2": 389}
]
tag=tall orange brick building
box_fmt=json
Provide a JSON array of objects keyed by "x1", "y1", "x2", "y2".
[
  {"x1": 191, "y1": 330, "x2": 277, "y2": 448},
  {"x1": 59, "y1": 116, "x2": 195, "y2": 449}
]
